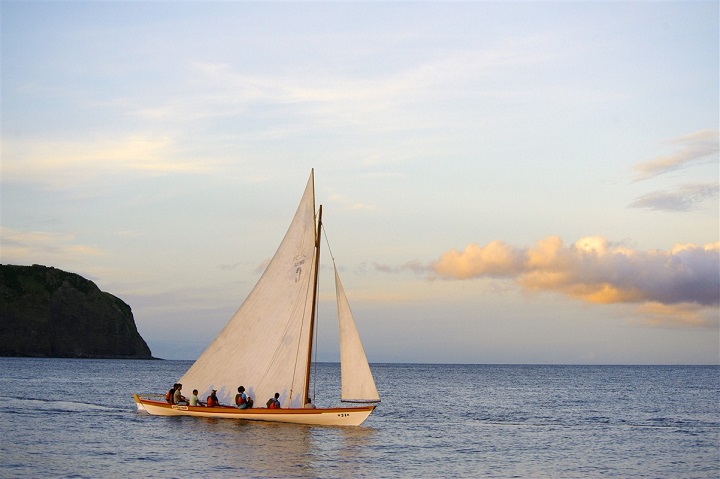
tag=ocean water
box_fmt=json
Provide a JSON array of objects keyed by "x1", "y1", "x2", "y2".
[{"x1": 0, "y1": 359, "x2": 717, "y2": 478}]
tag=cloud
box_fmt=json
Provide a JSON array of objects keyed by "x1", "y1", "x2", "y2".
[
  {"x1": 0, "y1": 227, "x2": 104, "y2": 264},
  {"x1": 433, "y1": 240, "x2": 525, "y2": 279},
  {"x1": 433, "y1": 236, "x2": 720, "y2": 308},
  {"x1": 254, "y1": 258, "x2": 272, "y2": 274},
  {"x1": 180, "y1": 43, "x2": 555, "y2": 138},
  {"x1": 218, "y1": 262, "x2": 243, "y2": 271},
  {"x1": 328, "y1": 194, "x2": 376, "y2": 212},
  {"x1": 635, "y1": 302, "x2": 719, "y2": 329},
  {"x1": 2, "y1": 135, "x2": 218, "y2": 190},
  {"x1": 374, "y1": 260, "x2": 430, "y2": 275},
  {"x1": 628, "y1": 182, "x2": 719, "y2": 212},
  {"x1": 633, "y1": 129, "x2": 719, "y2": 181}
]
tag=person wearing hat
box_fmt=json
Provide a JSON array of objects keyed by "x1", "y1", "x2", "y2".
[{"x1": 206, "y1": 389, "x2": 219, "y2": 407}]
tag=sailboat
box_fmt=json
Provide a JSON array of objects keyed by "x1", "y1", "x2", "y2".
[{"x1": 133, "y1": 170, "x2": 380, "y2": 426}]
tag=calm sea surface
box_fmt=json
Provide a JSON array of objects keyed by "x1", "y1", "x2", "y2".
[{"x1": 0, "y1": 359, "x2": 717, "y2": 478}]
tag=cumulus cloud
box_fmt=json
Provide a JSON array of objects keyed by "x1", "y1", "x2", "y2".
[
  {"x1": 628, "y1": 182, "x2": 719, "y2": 212},
  {"x1": 433, "y1": 240, "x2": 525, "y2": 279},
  {"x1": 633, "y1": 129, "x2": 719, "y2": 181},
  {"x1": 433, "y1": 236, "x2": 720, "y2": 307}
]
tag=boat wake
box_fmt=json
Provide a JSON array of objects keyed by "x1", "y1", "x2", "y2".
[{"x1": 0, "y1": 396, "x2": 118, "y2": 414}]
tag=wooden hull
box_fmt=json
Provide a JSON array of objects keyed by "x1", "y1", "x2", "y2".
[{"x1": 133, "y1": 394, "x2": 375, "y2": 426}]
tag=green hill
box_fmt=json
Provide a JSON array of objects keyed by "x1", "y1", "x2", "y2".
[{"x1": 0, "y1": 264, "x2": 153, "y2": 358}]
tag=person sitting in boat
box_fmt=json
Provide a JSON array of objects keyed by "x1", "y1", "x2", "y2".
[
  {"x1": 189, "y1": 389, "x2": 204, "y2": 406},
  {"x1": 206, "y1": 390, "x2": 219, "y2": 407},
  {"x1": 173, "y1": 383, "x2": 188, "y2": 405},
  {"x1": 266, "y1": 392, "x2": 281, "y2": 409},
  {"x1": 165, "y1": 384, "x2": 177, "y2": 404},
  {"x1": 304, "y1": 398, "x2": 316, "y2": 409},
  {"x1": 235, "y1": 386, "x2": 249, "y2": 409}
]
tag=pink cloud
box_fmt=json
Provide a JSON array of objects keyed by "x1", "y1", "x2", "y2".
[{"x1": 433, "y1": 236, "x2": 720, "y2": 307}]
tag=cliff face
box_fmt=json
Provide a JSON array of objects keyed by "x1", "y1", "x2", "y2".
[{"x1": 0, "y1": 264, "x2": 153, "y2": 358}]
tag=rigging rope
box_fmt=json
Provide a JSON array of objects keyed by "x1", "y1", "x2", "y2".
[{"x1": 322, "y1": 225, "x2": 336, "y2": 263}]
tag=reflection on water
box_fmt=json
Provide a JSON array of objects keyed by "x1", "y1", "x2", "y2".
[
  {"x1": 230, "y1": 420, "x2": 317, "y2": 478},
  {"x1": 310, "y1": 425, "x2": 379, "y2": 477},
  {"x1": 0, "y1": 359, "x2": 717, "y2": 479}
]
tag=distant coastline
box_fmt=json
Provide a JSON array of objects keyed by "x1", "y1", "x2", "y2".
[{"x1": 0, "y1": 264, "x2": 154, "y2": 359}]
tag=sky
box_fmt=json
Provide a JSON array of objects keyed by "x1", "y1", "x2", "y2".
[{"x1": 1, "y1": 1, "x2": 718, "y2": 364}]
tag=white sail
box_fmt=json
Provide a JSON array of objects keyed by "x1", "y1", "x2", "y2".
[
  {"x1": 335, "y1": 266, "x2": 380, "y2": 403},
  {"x1": 136, "y1": 171, "x2": 379, "y2": 425},
  {"x1": 178, "y1": 172, "x2": 317, "y2": 408}
]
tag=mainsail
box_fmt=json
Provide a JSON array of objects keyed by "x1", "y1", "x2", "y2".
[
  {"x1": 335, "y1": 266, "x2": 381, "y2": 403},
  {"x1": 178, "y1": 172, "x2": 317, "y2": 408}
]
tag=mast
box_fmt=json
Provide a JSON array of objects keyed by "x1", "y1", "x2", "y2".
[{"x1": 303, "y1": 202, "x2": 322, "y2": 406}]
